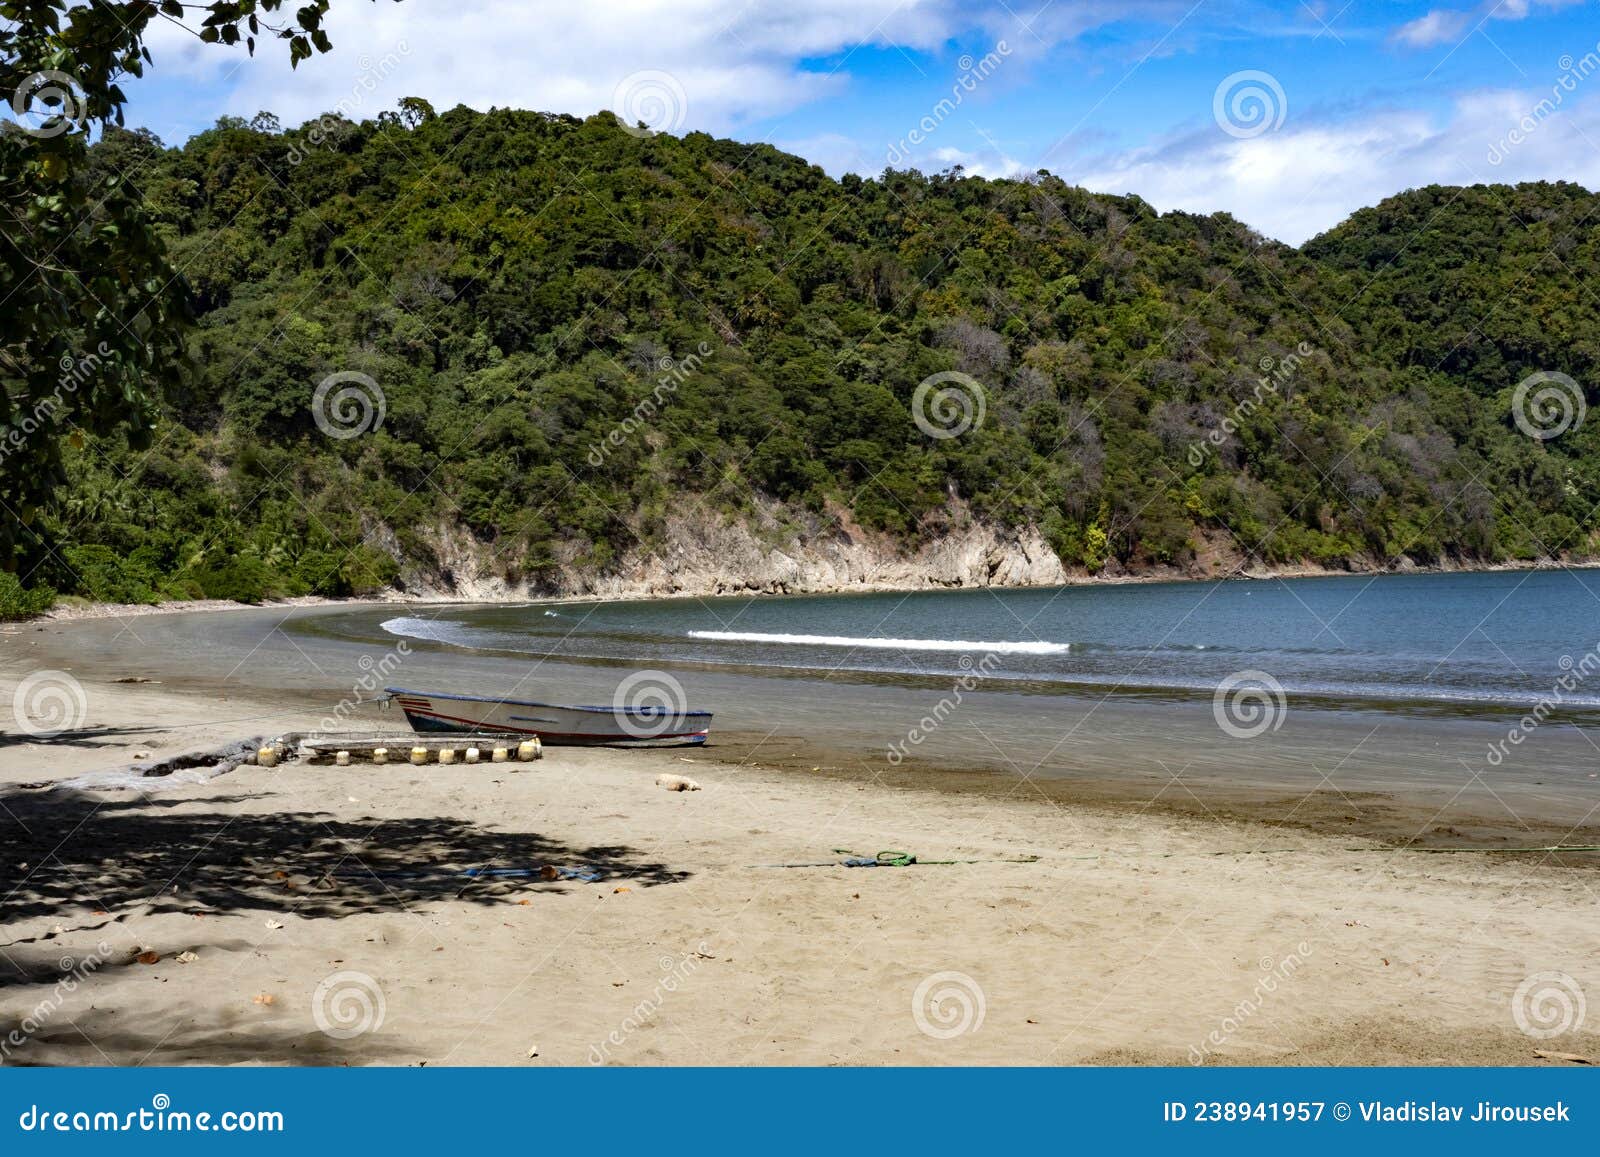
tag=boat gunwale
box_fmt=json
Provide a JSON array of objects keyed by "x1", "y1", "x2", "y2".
[{"x1": 385, "y1": 686, "x2": 714, "y2": 718}]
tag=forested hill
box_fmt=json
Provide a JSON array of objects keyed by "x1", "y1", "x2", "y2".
[{"x1": 21, "y1": 104, "x2": 1600, "y2": 606}]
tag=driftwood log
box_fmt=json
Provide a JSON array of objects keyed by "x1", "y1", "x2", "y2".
[{"x1": 55, "y1": 733, "x2": 305, "y2": 791}]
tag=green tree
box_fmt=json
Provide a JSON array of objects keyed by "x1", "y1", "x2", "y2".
[{"x1": 1, "y1": 0, "x2": 387, "y2": 578}]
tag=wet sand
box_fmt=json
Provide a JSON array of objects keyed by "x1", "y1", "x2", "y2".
[{"x1": 1, "y1": 607, "x2": 1598, "y2": 1066}]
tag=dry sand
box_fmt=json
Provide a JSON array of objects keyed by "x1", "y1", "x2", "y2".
[{"x1": 2, "y1": 632, "x2": 1598, "y2": 1066}]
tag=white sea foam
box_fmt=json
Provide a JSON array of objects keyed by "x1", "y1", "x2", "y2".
[
  {"x1": 380, "y1": 615, "x2": 471, "y2": 643},
  {"x1": 686, "y1": 630, "x2": 1069, "y2": 655}
]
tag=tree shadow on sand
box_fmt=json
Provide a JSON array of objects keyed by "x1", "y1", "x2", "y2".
[
  {"x1": 0, "y1": 944, "x2": 418, "y2": 1066},
  {"x1": 0, "y1": 725, "x2": 169, "y2": 750},
  {"x1": 0, "y1": 788, "x2": 690, "y2": 929}
]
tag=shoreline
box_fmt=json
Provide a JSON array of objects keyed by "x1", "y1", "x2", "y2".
[
  {"x1": 23, "y1": 553, "x2": 1600, "y2": 626},
  {"x1": 13, "y1": 595, "x2": 1600, "y2": 839},
  {"x1": 10, "y1": 603, "x2": 1600, "y2": 853}
]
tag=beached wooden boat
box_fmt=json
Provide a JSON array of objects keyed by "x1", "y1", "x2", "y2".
[{"x1": 385, "y1": 687, "x2": 712, "y2": 745}]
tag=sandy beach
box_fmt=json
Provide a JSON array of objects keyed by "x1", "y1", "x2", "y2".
[{"x1": 2, "y1": 607, "x2": 1598, "y2": 1066}]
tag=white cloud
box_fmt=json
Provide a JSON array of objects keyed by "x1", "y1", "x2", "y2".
[
  {"x1": 1070, "y1": 85, "x2": 1600, "y2": 244},
  {"x1": 1392, "y1": 0, "x2": 1587, "y2": 49},
  {"x1": 775, "y1": 132, "x2": 878, "y2": 174},
  {"x1": 926, "y1": 144, "x2": 1028, "y2": 179},
  {"x1": 1394, "y1": 8, "x2": 1471, "y2": 48},
  {"x1": 139, "y1": 0, "x2": 961, "y2": 136}
]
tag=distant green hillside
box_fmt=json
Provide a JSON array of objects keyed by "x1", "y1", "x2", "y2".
[{"x1": 19, "y1": 105, "x2": 1600, "y2": 605}]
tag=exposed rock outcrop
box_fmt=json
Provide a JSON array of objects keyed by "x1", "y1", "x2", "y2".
[{"x1": 400, "y1": 500, "x2": 1072, "y2": 600}]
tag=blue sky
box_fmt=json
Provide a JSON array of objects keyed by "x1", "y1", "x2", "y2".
[{"x1": 126, "y1": 0, "x2": 1600, "y2": 243}]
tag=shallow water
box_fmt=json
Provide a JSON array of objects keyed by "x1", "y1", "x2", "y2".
[
  {"x1": 34, "y1": 571, "x2": 1597, "y2": 827},
  {"x1": 369, "y1": 570, "x2": 1600, "y2": 710}
]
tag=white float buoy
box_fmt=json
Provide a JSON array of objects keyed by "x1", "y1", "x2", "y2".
[
  {"x1": 373, "y1": 747, "x2": 388, "y2": 764},
  {"x1": 464, "y1": 746, "x2": 481, "y2": 764},
  {"x1": 439, "y1": 748, "x2": 457, "y2": 765},
  {"x1": 410, "y1": 746, "x2": 429, "y2": 765},
  {"x1": 335, "y1": 750, "x2": 351, "y2": 766},
  {"x1": 491, "y1": 746, "x2": 509, "y2": 762},
  {"x1": 516, "y1": 739, "x2": 538, "y2": 761},
  {"x1": 257, "y1": 745, "x2": 280, "y2": 768}
]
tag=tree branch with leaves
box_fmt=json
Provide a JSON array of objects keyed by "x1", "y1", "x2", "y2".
[{"x1": 0, "y1": 0, "x2": 394, "y2": 583}]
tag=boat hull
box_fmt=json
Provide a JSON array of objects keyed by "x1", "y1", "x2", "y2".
[{"x1": 386, "y1": 688, "x2": 711, "y2": 746}]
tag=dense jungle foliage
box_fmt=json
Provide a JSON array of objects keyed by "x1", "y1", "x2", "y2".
[{"x1": 8, "y1": 102, "x2": 1599, "y2": 610}]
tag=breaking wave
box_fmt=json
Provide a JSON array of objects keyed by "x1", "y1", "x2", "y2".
[{"x1": 686, "y1": 630, "x2": 1069, "y2": 655}]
